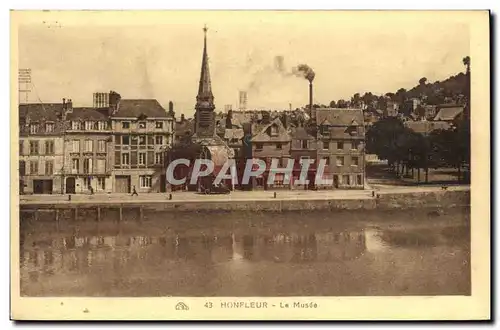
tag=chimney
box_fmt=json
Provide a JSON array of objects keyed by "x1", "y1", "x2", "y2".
[
  {"x1": 66, "y1": 98, "x2": 73, "y2": 113},
  {"x1": 289, "y1": 103, "x2": 292, "y2": 111},
  {"x1": 108, "y1": 90, "x2": 121, "y2": 116},
  {"x1": 169, "y1": 101, "x2": 174, "y2": 113},
  {"x1": 180, "y1": 114, "x2": 185, "y2": 123},
  {"x1": 226, "y1": 110, "x2": 233, "y2": 128},
  {"x1": 309, "y1": 82, "x2": 315, "y2": 120}
]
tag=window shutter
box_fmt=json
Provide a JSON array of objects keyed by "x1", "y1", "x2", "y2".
[
  {"x1": 131, "y1": 151, "x2": 137, "y2": 166},
  {"x1": 147, "y1": 151, "x2": 154, "y2": 166},
  {"x1": 115, "y1": 151, "x2": 121, "y2": 166}
]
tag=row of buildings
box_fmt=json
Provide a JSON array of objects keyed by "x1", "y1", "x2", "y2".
[
  {"x1": 19, "y1": 94, "x2": 175, "y2": 194},
  {"x1": 19, "y1": 26, "x2": 366, "y2": 194}
]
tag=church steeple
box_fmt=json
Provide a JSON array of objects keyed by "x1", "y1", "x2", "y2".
[{"x1": 196, "y1": 24, "x2": 214, "y2": 111}]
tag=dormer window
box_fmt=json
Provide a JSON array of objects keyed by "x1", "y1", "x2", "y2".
[
  {"x1": 45, "y1": 123, "x2": 54, "y2": 133},
  {"x1": 122, "y1": 121, "x2": 130, "y2": 129},
  {"x1": 270, "y1": 125, "x2": 278, "y2": 136},
  {"x1": 84, "y1": 121, "x2": 94, "y2": 130},
  {"x1": 72, "y1": 121, "x2": 80, "y2": 130},
  {"x1": 138, "y1": 121, "x2": 147, "y2": 129},
  {"x1": 321, "y1": 125, "x2": 330, "y2": 135},
  {"x1": 29, "y1": 123, "x2": 39, "y2": 134}
]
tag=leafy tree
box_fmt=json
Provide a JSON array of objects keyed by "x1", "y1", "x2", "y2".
[
  {"x1": 329, "y1": 100, "x2": 337, "y2": 108},
  {"x1": 366, "y1": 117, "x2": 406, "y2": 168},
  {"x1": 419, "y1": 77, "x2": 427, "y2": 86}
]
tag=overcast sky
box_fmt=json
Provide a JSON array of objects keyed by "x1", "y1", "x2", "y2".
[{"x1": 17, "y1": 11, "x2": 470, "y2": 115}]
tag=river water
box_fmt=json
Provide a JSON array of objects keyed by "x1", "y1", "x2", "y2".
[{"x1": 19, "y1": 207, "x2": 470, "y2": 297}]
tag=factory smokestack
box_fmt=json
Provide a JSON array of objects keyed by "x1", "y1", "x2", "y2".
[{"x1": 309, "y1": 81, "x2": 315, "y2": 120}]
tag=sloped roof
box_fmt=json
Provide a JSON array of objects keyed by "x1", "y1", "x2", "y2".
[
  {"x1": 19, "y1": 103, "x2": 63, "y2": 122},
  {"x1": 434, "y1": 106, "x2": 464, "y2": 121},
  {"x1": 224, "y1": 128, "x2": 244, "y2": 140},
  {"x1": 113, "y1": 99, "x2": 169, "y2": 118},
  {"x1": 290, "y1": 126, "x2": 314, "y2": 140},
  {"x1": 251, "y1": 117, "x2": 291, "y2": 143},
  {"x1": 316, "y1": 108, "x2": 364, "y2": 126},
  {"x1": 175, "y1": 119, "x2": 194, "y2": 137},
  {"x1": 405, "y1": 120, "x2": 451, "y2": 135},
  {"x1": 67, "y1": 107, "x2": 109, "y2": 121}
]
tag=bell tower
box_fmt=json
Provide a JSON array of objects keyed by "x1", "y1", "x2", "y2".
[{"x1": 194, "y1": 25, "x2": 216, "y2": 138}]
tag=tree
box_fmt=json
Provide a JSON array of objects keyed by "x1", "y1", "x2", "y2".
[
  {"x1": 329, "y1": 100, "x2": 337, "y2": 108},
  {"x1": 366, "y1": 117, "x2": 406, "y2": 169},
  {"x1": 463, "y1": 56, "x2": 470, "y2": 74},
  {"x1": 419, "y1": 77, "x2": 427, "y2": 86},
  {"x1": 337, "y1": 99, "x2": 347, "y2": 108}
]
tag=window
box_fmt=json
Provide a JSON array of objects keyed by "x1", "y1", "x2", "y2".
[
  {"x1": 156, "y1": 135, "x2": 165, "y2": 145},
  {"x1": 98, "y1": 140, "x2": 106, "y2": 153},
  {"x1": 321, "y1": 126, "x2": 330, "y2": 135},
  {"x1": 276, "y1": 143, "x2": 282, "y2": 150},
  {"x1": 230, "y1": 138, "x2": 239, "y2": 144},
  {"x1": 155, "y1": 152, "x2": 163, "y2": 164},
  {"x1": 45, "y1": 140, "x2": 54, "y2": 155},
  {"x1": 71, "y1": 121, "x2": 81, "y2": 130},
  {"x1": 122, "y1": 135, "x2": 130, "y2": 145},
  {"x1": 352, "y1": 156, "x2": 359, "y2": 166},
  {"x1": 72, "y1": 159, "x2": 79, "y2": 172},
  {"x1": 45, "y1": 123, "x2": 54, "y2": 133},
  {"x1": 139, "y1": 152, "x2": 146, "y2": 165},
  {"x1": 71, "y1": 140, "x2": 80, "y2": 153},
  {"x1": 121, "y1": 153, "x2": 130, "y2": 165},
  {"x1": 270, "y1": 125, "x2": 278, "y2": 136},
  {"x1": 83, "y1": 158, "x2": 92, "y2": 174},
  {"x1": 255, "y1": 143, "x2": 263, "y2": 151},
  {"x1": 29, "y1": 161, "x2": 38, "y2": 175},
  {"x1": 19, "y1": 161, "x2": 25, "y2": 176},
  {"x1": 19, "y1": 141, "x2": 24, "y2": 155},
  {"x1": 30, "y1": 124, "x2": 39, "y2": 134},
  {"x1": 83, "y1": 177, "x2": 92, "y2": 189},
  {"x1": 84, "y1": 140, "x2": 93, "y2": 153},
  {"x1": 45, "y1": 160, "x2": 54, "y2": 175},
  {"x1": 97, "y1": 177, "x2": 106, "y2": 190},
  {"x1": 156, "y1": 121, "x2": 163, "y2": 129},
  {"x1": 357, "y1": 175, "x2": 362, "y2": 186},
  {"x1": 138, "y1": 121, "x2": 147, "y2": 129},
  {"x1": 301, "y1": 140, "x2": 308, "y2": 149},
  {"x1": 322, "y1": 141, "x2": 329, "y2": 150},
  {"x1": 139, "y1": 135, "x2": 146, "y2": 145},
  {"x1": 322, "y1": 157, "x2": 330, "y2": 166},
  {"x1": 337, "y1": 142, "x2": 344, "y2": 150},
  {"x1": 300, "y1": 156, "x2": 310, "y2": 160},
  {"x1": 29, "y1": 141, "x2": 39, "y2": 155},
  {"x1": 98, "y1": 121, "x2": 107, "y2": 130},
  {"x1": 343, "y1": 175, "x2": 350, "y2": 185},
  {"x1": 140, "y1": 175, "x2": 152, "y2": 188},
  {"x1": 122, "y1": 122, "x2": 130, "y2": 129},
  {"x1": 84, "y1": 121, "x2": 94, "y2": 130},
  {"x1": 148, "y1": 136, "x2": 154, "y2": 145},
  {"x1": 96, "y1": 159, "x2": 105, "y2": 173},
  {"x1": 352, "y1": 141, "x2": 360, "y2": 150},
  {"x1": 336, "y1": 156, "x2": 344, "y2": 166}
]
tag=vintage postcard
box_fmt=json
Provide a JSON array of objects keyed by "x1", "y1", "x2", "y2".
[{"x1": 10, "y1": 10, "x2": 490, "y2": 321}]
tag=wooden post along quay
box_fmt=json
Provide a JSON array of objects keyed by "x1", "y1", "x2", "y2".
[{"x1": 19, "y1": 203, "x2": 146, "y2": 224}]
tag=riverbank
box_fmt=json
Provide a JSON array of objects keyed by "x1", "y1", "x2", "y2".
[{"x1": 19, "y1": 185, "x2": 470, "y2": 213}]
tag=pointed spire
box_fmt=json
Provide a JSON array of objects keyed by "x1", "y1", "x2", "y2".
[{"x1": 196, "y1": 24, "x2": 214, "y2": 110}]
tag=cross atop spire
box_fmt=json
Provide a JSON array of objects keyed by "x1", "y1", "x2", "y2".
[{"x1": 195, "y1": 24, "x2": 214, "y2": 111}]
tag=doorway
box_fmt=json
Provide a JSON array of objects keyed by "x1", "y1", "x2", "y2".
[
  {"x1": 66, "y1": 177, "x2": 76, "y2": 194},
  {"x1": 34, "y1": 179, "x2": 53, "y2": 194},
  {"x1": 115, "y1": 175, "x2": 131, "y2": 193}
]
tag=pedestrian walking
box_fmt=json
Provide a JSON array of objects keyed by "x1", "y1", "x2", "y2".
[{"x1": 131, "y1": 186, "x2": 138, "y2": 196}]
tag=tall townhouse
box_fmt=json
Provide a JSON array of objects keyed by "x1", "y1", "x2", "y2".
[
  {"x1": 111, "y1": 99, "x2": 174, "y2": 193},
  {"x1": 315, "y1": 108, "x2": 366, "y2": 189},
  {"x1": 19, "y1": 103, "x2": 65, "y2": 194},
  {"x1": 63, "y1": 100, "x2": 114, "y2": 194},
  {"x1": 249, "y1": 112, "x2": 291, "y2": 190},
  {"x1": 289, "y1": 124, "x2": 317, "y2": 190}
]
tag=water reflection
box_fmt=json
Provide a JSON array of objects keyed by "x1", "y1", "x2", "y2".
[
  {"x1": 21, "y1": 229, "x2": 369, "y2": 276},
  {"x1": 19, "y1": 210, "x2": 470, "y2": 297}
]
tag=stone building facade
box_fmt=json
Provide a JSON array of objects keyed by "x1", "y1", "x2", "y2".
[{"x1": 19, "y1": 103, "x2": 65, "y2": 194}]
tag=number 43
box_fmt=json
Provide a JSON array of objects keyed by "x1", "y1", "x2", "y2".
[{"x1": 205, "y1": 302, "x2": 213, "y2": 308}]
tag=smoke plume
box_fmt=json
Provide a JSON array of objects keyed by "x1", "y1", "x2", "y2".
[{"x1": 292, "y1": 64, "x2": 315, "y2": 83}]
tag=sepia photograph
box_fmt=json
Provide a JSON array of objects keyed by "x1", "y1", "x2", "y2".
[{"x1": 10, "y1": 10, "x2": 490, "y2": 320}]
